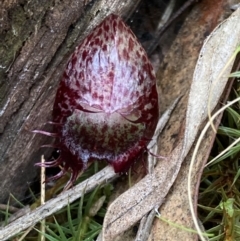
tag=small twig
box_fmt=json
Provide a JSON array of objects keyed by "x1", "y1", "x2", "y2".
[
  {"x1": 147, "y1": 96, "x2": 182, "y2": 173},
  {"x1": 156, "y1": 0, "x2": 176, "y2": 31},
  {"x1": 40, "y1": 155, "x2": 46, "y2": 241},
  {"x1": 146, "y1": 0, "x2": 198, "y2": 55},
  {"x1": 13, "y1": 156, "x2": 47, "y2": 241},
  {"x1": 135, "y1": 206, "x2": 160, "y2": 241},
  {"x1": 0, "y1": 166, "x2": 118, "y2": 241},
  {"x1": 18, "y1": 225, "x2": 35, "y2": 241},
  {"x1": 0, "y1": 204, "x2": 19, "y2": 214}
]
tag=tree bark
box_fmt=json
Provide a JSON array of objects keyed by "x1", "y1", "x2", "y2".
[{"x1": 0, "y1": 0, "x2": 138, "y2": 203}]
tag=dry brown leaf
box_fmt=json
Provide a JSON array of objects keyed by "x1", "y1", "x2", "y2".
[
  {"x1": 102, "y1": 3, "x2": 240, "y2": 241},
  {"x1": 184, "y1": 6, "x2": 240, "y2": 155},
  {"x1": 150, "y1": 2, "x2": 240, "y2": 240}
]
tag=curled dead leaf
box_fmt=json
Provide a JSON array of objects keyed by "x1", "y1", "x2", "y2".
[{"x1": 102, "y1": 7, "x2": 240, "y2": 241}]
